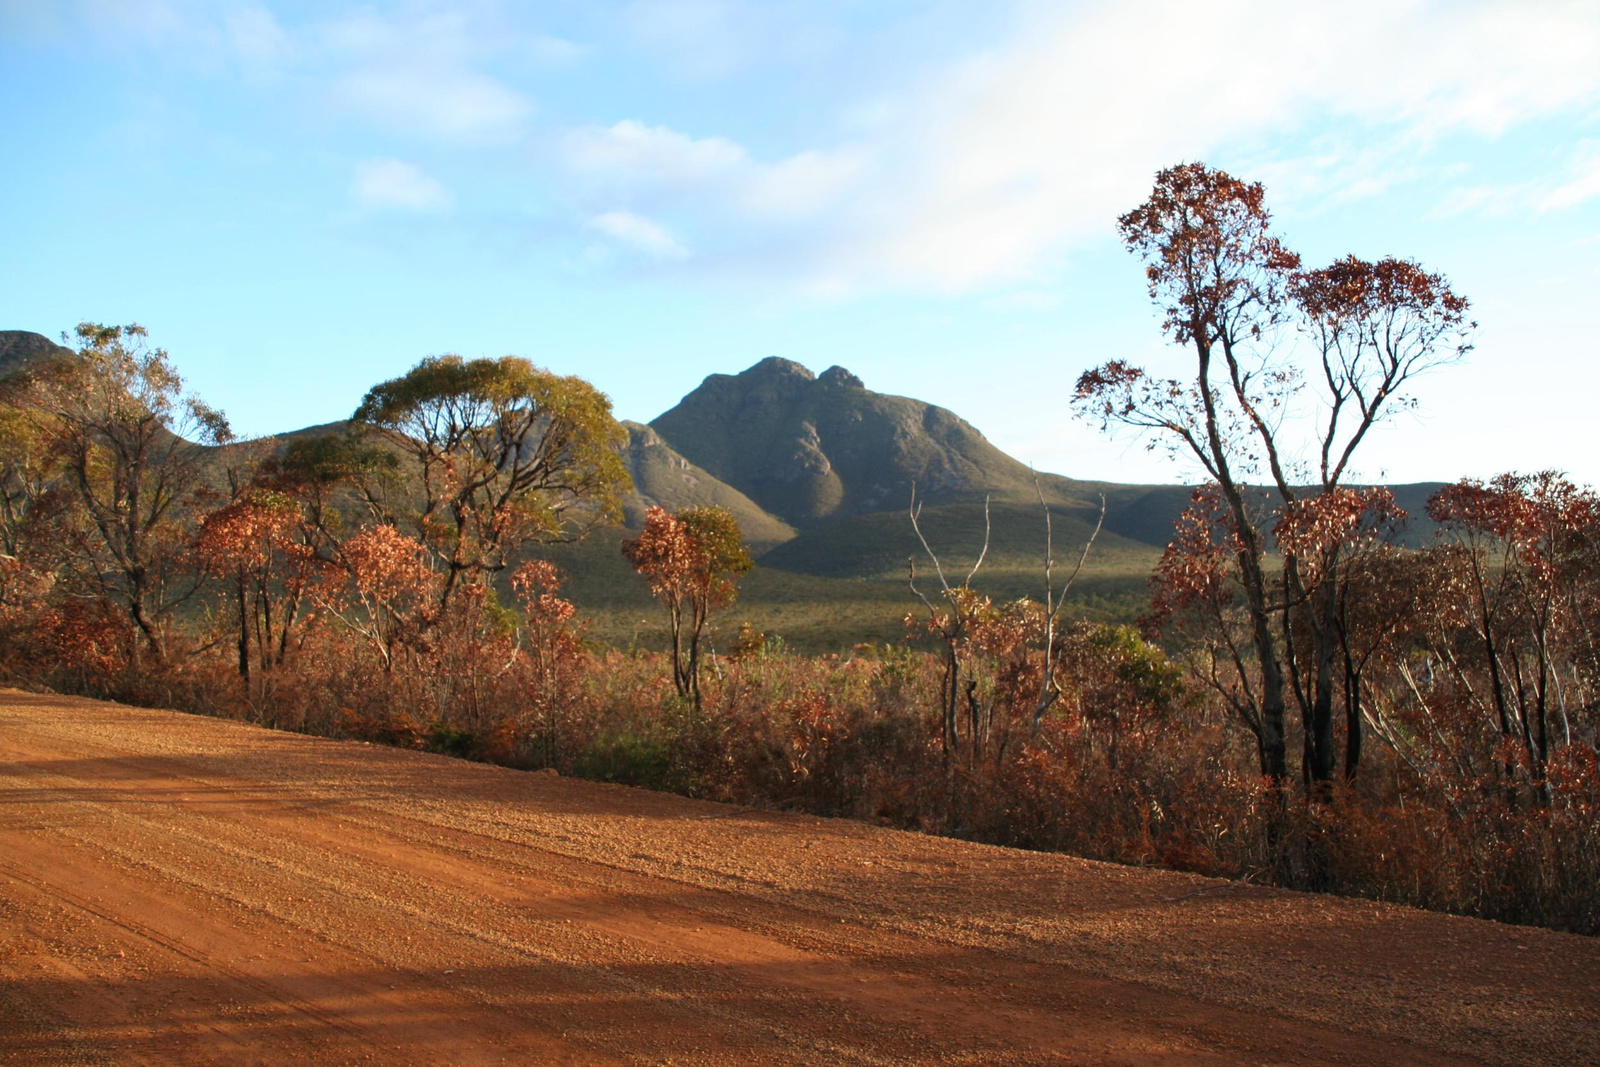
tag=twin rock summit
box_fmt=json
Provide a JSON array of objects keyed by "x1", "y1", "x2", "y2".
[{"x1": 627, "y1": 355, "x2": 1113, "y2": 555}]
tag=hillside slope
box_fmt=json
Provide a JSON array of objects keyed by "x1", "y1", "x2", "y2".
[
  {"x1": 619, "y1": 421, "x2": 796, "y2": 551},
  {"x1": 0, "y1": 329, "x2": 74, "y2": 375}
]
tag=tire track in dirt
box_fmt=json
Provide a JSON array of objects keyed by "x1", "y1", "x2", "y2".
[
  {"x1": 2, "y1": 737, "x2": 1224, "y2": 1064},
  {"x1": 3, "y1": 690, "x2": 1597, "y2": 1065}
]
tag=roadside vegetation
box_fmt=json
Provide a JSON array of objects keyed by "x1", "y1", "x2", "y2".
[{"x1": 2, "y1": 165, "x2": 1596, "y2": 935}]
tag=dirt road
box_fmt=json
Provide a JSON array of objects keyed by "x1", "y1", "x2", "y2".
[{"x1": 1, "y1": 690, "x2": 1595, "y2": 1065}]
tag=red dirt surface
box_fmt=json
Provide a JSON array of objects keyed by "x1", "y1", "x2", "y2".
[{"x1": 1, "y1": 690, "x2": 1596, "y2": 1065}]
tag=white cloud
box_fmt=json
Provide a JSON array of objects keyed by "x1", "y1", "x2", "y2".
[
  {"x1": 352, "y1": 159, "x2": 452, "y2": 212},
  {"x1": 564, "y1": 120, "x2": 868, "y2": 222},
  {"x1": 335, "y1": 66, "x2": 531, "y2": 141},
  {"x1": 560, "y1": 0, "x2": 1600, "y2": 295},
  {"x1": 622, "y1": 0, "x2": 748, "y2": 80},
  {"x1": 223, "y1": 5, "x2": 288, "y2": 71},
  {"x1": 743, "y1": 148, "x2": 869, "y2": 217},
  {"x1": 14, "y1": 0, "x2": 290, "y2": 73},
  {"x1": 315, "y1": 10, "x2": 534, "y2": 141},
  {"x1": 587, "y1": 210, "x2": 689, "y2": 260},
  {"x1": 527, "y1": 33, "x2": 586, "y2": 67},
  {"x1": 1540, "y1": 141, "x2": 1600, "y2": 212},
  {"x1": 984, "y1": 290, "x2": 1063, "y2": 313},
  {"x1": 566, "y1": 121, "x2": 748, "y2": 188}
]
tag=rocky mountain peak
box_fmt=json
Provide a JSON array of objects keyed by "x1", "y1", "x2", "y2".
[
  {"x1": 741, "y1": 356, "x2": 814, "y2": 383},
  {"x1": 649, "y1": 355, "x2": 1045, "y2": 528},
  {"x1": 819, "y1": 366, "x2": 863, "y2": 389}
]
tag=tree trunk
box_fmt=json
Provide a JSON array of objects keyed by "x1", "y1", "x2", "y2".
[
  {"x1": 1232, "y1": 525, "x2": 1288, "y2": 781},
  {"x1": 1342, "y1": 653, "x2": 1362, "y2": 781},
  {"x1": 1309, "y1": 578, "x2": 1339, "y2": 786},
  {"x1": 235, "y1": 571, "x2": 250, "y2": 688}
]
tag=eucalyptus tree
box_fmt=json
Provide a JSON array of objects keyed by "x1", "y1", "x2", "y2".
[
  {"x1": 1075, "y1": 164, "x2": 1474, "y2": 785},
  {"x1": 351, "y1": 354, "x2": 631, "y2": 613},
  {"x1": 623, "y1": 505, "x2": 753, "y2": 711},
  {"x1": 15, "y1": 323, "x2": 231, "y2": 665}
]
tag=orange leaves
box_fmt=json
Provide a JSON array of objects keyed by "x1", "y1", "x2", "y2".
[
  {"x1": 195, "y1": 490, "x2": 302, "y2": 576},
  {"x1": 1274, "y1": 487, "x2": 1403, "y2": 576},
  {"x1": 340, "y1": 524, "x2": 439, "y2": 609},
  {"x1": 622, "y1": 505, "x2": 753, "y2": 707},
  {"x1": 1147, "y1": 485, "x2": 1239, "y2": 626},
  {"x1": 314, "y1": 524, "x2": 442, "y2": 670},
  {"x1": 0, "y1": 553, "x2": 54, "y2": 619},
  {"x1": 1429, "y1": 472, "x2": 1593, "y2": 550},
  {"x1": 511, "y1": 559, "x2": 577, "y2": 629},
  {"x1": 622, "y1": 506, "x2": 698, "y2": 602},
  {"x1": 622, "y1": 505, "x2": 752, "y2": 612},
  {"x1": 1292, "y1": 255, "x2": 1471, "y2": 330},
  {"x1": 1117, "y1": 162, "x2": 1300, "y2": 347}
]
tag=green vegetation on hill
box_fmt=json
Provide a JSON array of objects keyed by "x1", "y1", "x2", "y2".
[
  {"x1": 759, "y1": 499, "x2": 1153, "y2": 585},
  {"x1": 529, "y1": 506, "x2": 1155, "y2": 654}
]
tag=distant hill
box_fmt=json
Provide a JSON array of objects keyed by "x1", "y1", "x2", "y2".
[{"x1": 0, "y1": 330, "x2": 74, "y2": 375}]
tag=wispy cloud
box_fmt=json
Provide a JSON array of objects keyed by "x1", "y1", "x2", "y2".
[
  {"x1": 618, "y1": 0, "x2": 842, "y2": 82},
  {"x1": 21, "y1": 1, "x2": 1597, "y2": 297},
  {"x1": 334, "y1": 66, "x2": 530, "y2": 141},
  {"x1": 1433, "y1": 139, "x2": 1600, "y2": 218},
  {"x1": 566, "y1": 121, "x2": 748, "y2": 189},
  {"x1": 587, "y1": 210, "x2": 689, "y2": 260},
  {"x1": 559, "y1": 0, "x2": 1600, "y2": 295},
  {"x1": 22, "y1": 4, "x2": 549, "y2": 141},
  {"x1": 563, "y1": 120, "x2": 867, "y2": 219},
  {"x1": 352, "y1": 159, "x2": 452, "y2": 212},
  {"x1": 1539, "y1": 141, "x2": 1600, "y2": 212},
  {"x1": 313, "y1": 10, "x2": 537, "y2": 141}
]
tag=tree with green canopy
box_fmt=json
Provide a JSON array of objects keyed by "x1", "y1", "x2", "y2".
[
  {"x1": 10, "y1": 323, "x2": 231, "y2": 665},
  {"x1": 350, "y1": 354, "x2": 631, "y2": 613}
]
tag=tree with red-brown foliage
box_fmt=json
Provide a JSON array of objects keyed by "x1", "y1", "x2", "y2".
[
  {"x1": 1425, "y1": 472, "x2": 1600, "y2": 794},
  {"x1": 623, "y1": 506, "x2": 752, "y2": 711},
  {"x1": 510, "y1": 559, "x2": 586, "y2": 765},
  {"x1": 195, "y1": 488, "x2": 324, "y2": 691},
  {"x1": 315, "y1": 523, "x2": 440, "y2": 673},
  {"x1": 1076, "y1": 163, "x2": 1475, "y2": 788}
]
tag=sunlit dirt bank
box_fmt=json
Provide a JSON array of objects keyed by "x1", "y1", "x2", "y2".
[{"x1": 1, "y1": 689, "x2": 1595, "y2": 1065}]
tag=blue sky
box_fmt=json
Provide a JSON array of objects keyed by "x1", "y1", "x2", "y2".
[{"x1": 3, "y1": 0, "x2": 1598, "y2": 487}]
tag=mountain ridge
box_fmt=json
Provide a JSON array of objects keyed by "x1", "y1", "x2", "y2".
[{"x1": 0, "y1": 328, "x2": 1447, "y2": 564}]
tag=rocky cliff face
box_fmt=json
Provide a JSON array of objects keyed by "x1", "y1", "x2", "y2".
[{"x1": 649, "y1": 357, "x2": 1052, "y2": 527}]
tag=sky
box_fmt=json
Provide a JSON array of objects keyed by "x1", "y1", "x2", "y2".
[{"x1": 2, "y1": 0, "x2": 1598, "y2": 488}]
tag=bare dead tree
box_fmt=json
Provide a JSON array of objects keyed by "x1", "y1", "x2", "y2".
[
  {"x1": 1035, "y1": 477, "x2": 1106, "y2": 726},
  {"x1": 908, "y1": 485, "x2": 990, "y2": 755}
]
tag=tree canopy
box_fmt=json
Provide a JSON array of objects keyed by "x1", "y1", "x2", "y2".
[{"x1": 352, "y1": 354, "x2": 631, "y2": 608}]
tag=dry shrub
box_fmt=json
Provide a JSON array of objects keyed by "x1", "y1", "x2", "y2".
[{"x1": 13, "y1": 567, "x2": 1597, "y2": 935}]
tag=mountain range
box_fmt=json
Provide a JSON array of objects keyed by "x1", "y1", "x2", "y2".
[{"x1": 0, "y1": 330, "x2": 1445, "y2": 648}]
